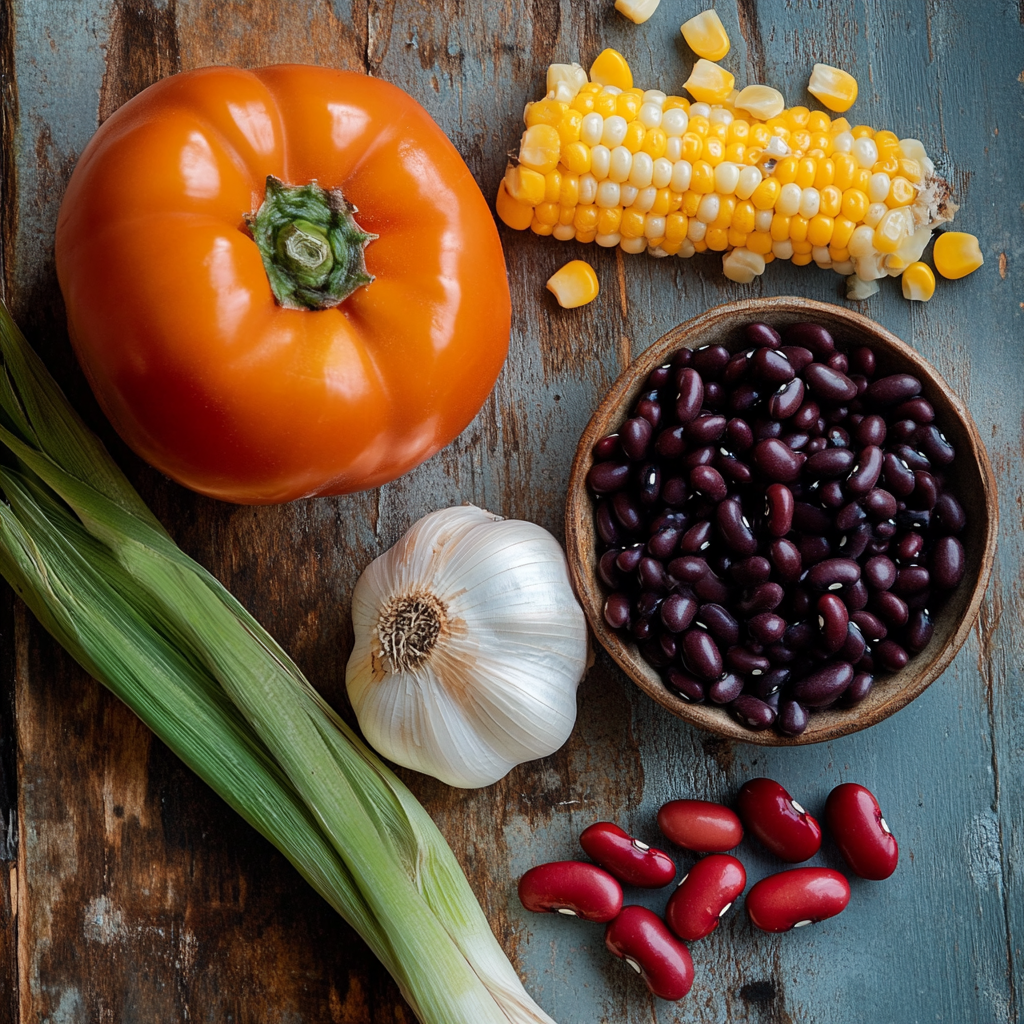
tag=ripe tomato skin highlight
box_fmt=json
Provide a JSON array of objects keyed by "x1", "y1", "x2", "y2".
[{"x1": 55, "y1": 65, "x2": 511, "y2": 504}]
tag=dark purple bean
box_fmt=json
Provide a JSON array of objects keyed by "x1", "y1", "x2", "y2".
[
  {"x1": 723, "y1": 351, "x2": 751, "y2": 385},
  {"x1": 661, "y1": 476, "x2": 688, "y2": 506},
  {"x1": 891, "y1": 444, "x2": 931, "y2": 472},
  {"x1": 870, "y1": 590, "x2": 909, "y2": 627},
  {"x1": 736, "y1": 582, "x2": 784, "y2": 614},
  {"x1": 874, "y1": 639, "x2": 909, "y2": 673},
  {"x1": 638, "y1": 462, "x2": 661, "y2": 506},
  {"x1": 668, "y1": 555, "x2": 709, "y2": 583},
  {"x1": 596, "y1": 501, "x2": 622, "y2": 545},
  {"x1": 748, "y1": 612, "x2": 787, "y2": 644},
  {"x1": 911, "y1": 471, "x2": 939, "y2": 510},
  {"x1": 845, "y1": 445, "x2": 884, "y2": 496},
  {"x1": 698, "y1": 603, "x2": 741, "y2": 646},
  {"x1": 807, "y1": 558, "x2": 862, "y2": 592},
  {"x1": 805, "y1": 437, "x2": 828, "y2": 455},
  {"x1": 612, "y1": 491, "x2": 643, "y2": 532},
  {"x1": 751, "y1": 347, "x2": 796, "y2": 384},
  {"x1": 791, "y1": 399, "x2": 820, "y2": 431},
  {"x1": 680, "y1": 520, "x2": 713, "y2": 553},
  {"x1": 872, "y1": 519, "x2": 896, "y2": 540},
  {"x1": 634, "y1": 396, "x2": 662, "y2": 429},
  {"x1": 599, "y1": 549, "x2": 624, "y2": 589},
  {"x1": 673, "y1": 368, "x2": 704, "y2": 424},
  {"x1": 630, "y1": 616, "x2": 653, "y2": 640},
  {"x1": 905, "y1": 587, "x2": 932, "y2": 610},
  {"x1": 754, "y1": 416, "x2": 784, "y2": 440},
  {"x1": 638, "y1": 557, "x2": 671, "y2": 593},
  {"x1": 656, "y1": 426, "x2": 688, "y2": 458},
  {"x1": 588, "y1": 461, "x2": 630, "y2": 493},
  {"x1": 887, "y1": 421, "x2": 919, "y2": 445},
  {"x1": 930, "y1": 536, "x2": 965, "y2": 589},
  {"x1": 752, "y1": 438, "x2": 806, "y2": 482},
  {"x1": 730, "y1": 695, "x2": 776, "y2": 730},
  {"x1": 798, "y1": 534, "x2": 832, "y2": 567},
  {"x1": 664, "y1": 667, "x2": 706, "y2": 702},
  {"x1": 849, "y1": 346, "x2": 876, "y2": 376},
  {"x1": 863, "y1": 488, "x2": 898, "y2": 519},
  {"x1": 838, "y1": 621, "x2": 867, "y2": 663},
  {"x1": 895, "y1": 531, "x2": 925, "y2": 562},
  {"x1": 863, "y1": 555, "x2": 897, "y2": 591},
  {"x1": 746, "y1": 322, "x2": 782, "y2": 348},
  {"x1": 726, "y1": 646, "x2": 771, "y2": 677},
  {"x1": 754, "y1": 667, "x2": 790, "y2": 698},
  {"x1": 792, "y1": 661, "x2": 854, "y2": 707},
  {"x1": 906, "y1": 609, "x2": 935, "y2": 652},
  {"x1": 593, "y1": 434, "x2": 621, "y2": 460},
  {"x1": 708, "y1": 672, "x2": 745, "y2": 704},
  {"x1": 933, "y1": 493, "x2": 966, "y2": 534},
  {"x1": 828, "y1": 352, "x2": 849, "y2": 374},
  {"x1": 616, "y1": 545, "x2": 645, "y2": 574},
  {"x1": 687, "y1": 414, "x2": 727, "y2": 444},
  {"x1": 648, "y1": 528, "x2": 681, "y2": 560},
  {"x1": 779, "y1": 345, "x2": 814, "y2": 373},
  {"x1": 803, "y1": 362, "x2": 858, "y2": 402},
  {"x1": 684, "y1": 446, "x2": 716, "y2": 471},
  {"x1": 690, "y1": 465, "x2": 728, "y2": 501},
  {"x1": 789, "y1": 589, "x2": 813, "y2": 618},
  {"x1": 914, "y1": 424, "x2": 955, "y2": 466},
  {"x1": 716, "y1": 498, "x2": 758, "y2": 555},
  {"x1": 620, "y1": 417, "x2": 652, "y2": 461},
  {"x1": 783, "y1": 431, "x2": 812, "y2": 451},
  {"x1": 648, "y1": 511, "x2": 688, "y2": 533},
  {"x1": 731, "y1": 555, "x2": 772, "y2": 586},
  {"x1": 851, "y1": 611, "x2": 886, "y2": 642},
  {"x1": 835, "y1": 501, "x2": 867, "y2": 532},
  {"x1": 894, "y1": 397, "x2": 935, "y2": 423},
  {"x1": 691, "y1": 344, "x2": 731, "y2": 380},
  {"x1": 838, "y1": 524, "x2": 872, "y2": 561},
  {"x1": 825, "y1": 406, "x2": 849, "y2": 427},
  {"x1": 776, "y1": 699, "x2": 809, "y2": 736},
  {"x1": 783, "y1": 322, "x2": 836, "y2": 356},
  {"x1": 853, "y1": 414, "x2": 887, "y2": 447},
  {"x1": 672, "y1": 348, "x2": 693, "y2": 367},
  {"x1": 728, "y1": 384, "x2": 762, "y2": 413},
  {"x1": 661, "y1": 592, "x2": 699, "y2": 633},
  {"x1": 882, "y1": 452, "x2": 916, "y2": 498},
  {"x1": 866, "y1": 373, "x2": 922, "y2": 406},
  {"x1": 843, "y1": 579, "x2": 869, "y2": 611},
  {"x1": 896, "y1": 507, "x2": 931, "y2": 531},
  {"x1": 717, "y1": 454, "x2": 753, "y2": 484},
  {"x1": 793, "y1": 502, "x2": 832, "y2": 535},
  {"x1": 604, "y1": 593, "x2": 631, "y2": 629},
  {"x1": 645, "y1": 365, "x2": 672, "y2": 389},
  {"x1": 817, "y1": 593, "x2": 849, "y2": 654},
  {"x1": 893, "y1": 566, "x2": 930, "y2": 595},
  {"x1": 767, "y1": 642, "x2": 796, "y2": 664},
  {"x1": 764, "y1": 483, "x2": 795, "y2": 537},
  {"x1": 805, "y1": 448, "x2": 856, "y2": 479},
  {"x1": 769, "y1": 539, "x2": 803, "y2": 583},
  {"x1": 636, "y1": 591, "x2": 663, "y2": 617},
  {"x1": 703, "y1": 382, "x2": 726, "y2": 410},
  {"x1": 694, "y1": 570, "x2": 730, "y2": 603},
  {"x1": 726, "y1": 417, "x2": 755, "y2": 452},
  {"x1": 841, "y1": 671, "x2": 874, "y2": 706},
  {"x1": 825, "y1": 426, "x2": 850, "y2": 449},
  {"x1": 820, "y1": 479, "x2": 846, "y2": 508},
  {"x1": 681, "y1": 628, "x2": 724, "y2": 680},
  {"x1": 784, "y1": 621, "x2": 814, "y2": 650}
]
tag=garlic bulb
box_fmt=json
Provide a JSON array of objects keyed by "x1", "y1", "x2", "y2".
[{"x1": 346, "y1": 505, "x2": 588, "y2": 789}]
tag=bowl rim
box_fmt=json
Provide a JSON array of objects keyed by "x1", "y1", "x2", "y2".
[{"x1": 565, "y1": 296, "x2": 999, "y2": 745}]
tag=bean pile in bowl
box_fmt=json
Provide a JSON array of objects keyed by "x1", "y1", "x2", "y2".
[{"x1": 565, "y1": 298, "x2": 997, "y2": 745}]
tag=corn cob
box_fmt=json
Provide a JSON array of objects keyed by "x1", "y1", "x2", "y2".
[{"x1": 498, "y1": 59, "x2": 957, "y2": 298}]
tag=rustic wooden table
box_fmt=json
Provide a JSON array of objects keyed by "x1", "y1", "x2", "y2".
[{"x1": 1, "y1": 1, "x2": 1020, "y2": 1022}]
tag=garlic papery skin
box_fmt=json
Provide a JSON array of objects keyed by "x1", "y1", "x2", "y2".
[{"x1": 346, "y1": 505, "x2": 588, "y2": 789}]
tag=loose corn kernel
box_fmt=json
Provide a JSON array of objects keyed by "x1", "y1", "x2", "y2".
[
  {"x1": 615, "y1": 0, "x2": 661, "y2": 24},
  {"x1": 590, "y1": 49, "x2": 633, "y2": 90},
  {"x1": 933, "y1": 232, "x2": 984, "y2": 279},
  {"x1": 808, "y1": 63, "x2": 859, "y2": 113},
  {"x1": 684, "y1": 60, "x2": 736, "y2": 104},
  {"x1": 495, "y1": 181, "x2": 535, "y2": 230},
  {"x1": 734, "y1": 84, "x2": 785, "y2": 120},
  {"x1": 547, "y1": 259, "x2": 600, "y2": 307},
  {"x1": 901, "y1": 261, "x2": 936, "y2": 301},
  {"x1": 722, "y1": 247, "x2": 765, "y2": 282},
  {"x1": 681, "y1": 10, "x2": 731, "y2": 61}
]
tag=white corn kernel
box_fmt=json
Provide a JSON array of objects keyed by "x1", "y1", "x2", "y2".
[
  {"x1": 652, "y1": 158, "x2": 673, "y2": 188},
  {"x1": 663, "y1": 108, "x2": 689, "y2": 137},
  {"x1": 603, "y1": 85, "x2": 623, "y2": 95},
  {"x1": 629, "y1": 151, "x2": 655, "y2": 188},
  {"x1": 671, "y1": 159, "x2": 693, "y2": 192},
  {"x1": 609, "y1": 146, "x2": 634, "y2": 182},
  {"x1": 596, "y1": 231, "x2": 622, "y2": 247},
  {"x1": 634, "y1": 185, "x2": 657, "y2": 212},
  {"x1": 687, "y1": 219, "x2": 707, "y2": 241},
  {"x1": 848, "y1": 224, "x2": 877, "y2": 257},
  {"x1": 735, "y1": 84, "x2": 786, "y2": 121},
  {"x1": 898, "y1": 138, "x2": 927, "y2": 162},
  {"x1": 853, "y1": 137, "x2": 878, "y2": 169},
  {"x1": 697, "y1": 194, "x2": 721, "y2": 223},
  {"x1": 736, "y1": 165, "x2": 763, "y2": 200},
  {"x1": 666, "y1": 136, "x2": 684, "y2": 161},
  {"x1": 772, "y1": 240, "x2": 795, "y2": 259},
  {"x1": 832, "y1": 260, "x2": 854, "y2": 275},
  {"x1": 590, "y1": 144, "x2": 611, "y2": 180},
  {"x1": 678, "y1": 239, "x2": 697, "y2": 258},
  {"x1": 832, "y1": 131, "x2": 854, "y2": 154},
  {"x1": 596, "y1": 180, "x2": 621, "y2": 207},
  {"x1": 812, "y1": 245, "x2": 831, "y2": 263},
  {"x1": 639, "y1": 102, "x2": 664, "y2": 129},
  {"x1": 868, "y1": 172, "x2": 892, "y2": 203},
  {"x1": 689, "y1": 102, "x2": 711, "y2": 119},
  {"x1": 854, "y1": 254, "x2": 888, "y2": 280},
  {"x1": 755, "y1": 209, "x2": 774, "y2": 232},
  {"x1": 722, "y1": 247, "x2": 766, "y2": 283},
  {"x1": 864, "y1": 202, "x2": 887, "y2": 228},
  {"x1": 777, "y1": 183, "x2": 802, "y2": 217},
  {"x1": 553, "y1": 222, "x2": 577, "y2": 240},
  {"x1": 765, "y1": 135, "x2": 790, "y2": 158},
  {"x1": 581, "y1": 113, "x2": 605, "y2": 146},
  {"x1": 714, "y1": 161, "x2": 740, "y2": 195},
  {"x1": 643, "y1": 89, "x2": 667, "y2": 106},
  {"x1": 645, "y1": 214, "x2": 667, "y2": 238},
  {"x1": 709, "y1": 107, "x2": 734, "y2": 126},
  {"x1": 546, "y1": 63, "x2": 588, "y2": 104},
  {"x1": 799, "y1": 187, "x2": 821, "y2": 219},
  {"x1": 578, "y1": 173, "x2": 598, "y2": 205},
  {"x1": 602, "y1": 115, "x2": 628, "y2": 148},
  {"x1": 620, "y1": 184, "x2": 639, "y2": 207},
  {"x1": 620, "y1": 235, "x2": 648, "y2": 253},
  {"x1": 615, "y1": 0, "x2": 661, "y2": 25}
]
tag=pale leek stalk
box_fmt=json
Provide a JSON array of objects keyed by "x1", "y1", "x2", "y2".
[{"x1": 0, "y1": 302, "x2": 555, "y2": 1024}]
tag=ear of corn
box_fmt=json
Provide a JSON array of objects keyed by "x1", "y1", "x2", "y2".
[{"x1": 498, "y1": 56, "x2": 958, "y2": 298}]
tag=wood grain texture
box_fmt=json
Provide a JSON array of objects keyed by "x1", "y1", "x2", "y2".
[{"x1": 0, "y1": 0, "x2": 1021, "y2": 1022}]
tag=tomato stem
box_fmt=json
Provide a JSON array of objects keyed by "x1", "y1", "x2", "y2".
[{"x1": 247, "y1": 176, "x2": 376, "y2": 310}]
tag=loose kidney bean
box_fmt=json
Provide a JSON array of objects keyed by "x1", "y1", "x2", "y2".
[
  {"x1": 737, "y1": 582, "x2": 784, "y2": 614},
  {"x1": 754, "y1": 667, "x2": 790, "y2": 698},
  {"x1": 599, "y1": 550, "x2": 624, "y2": 589},
  {"x1": 717, "y1": 498, "x2": 758, "y2": 555},
  {"x1": 933, "y1": 492, "x2": 966, "y2": 534},
  {"x1": 665, "y1": 855, "x2": 747, "y2": 942},
  {"x1": 764, "y1": 483, "x2": 795, "y2": 536},
  {"x1": 730, "y1": 694, "x2": 777, "y2": 729},
  {"x1": 807, "y1": 557, "x2": 861, "y2": 591},
  {"x1": 791, "y1": 398, "x2": 820, "y2": 432},
  {"x1": 912, "y1": 470, "x2": 939, "y2": 510},
  {"x1": 905, "y1": 608, "x2": 935, "y2": 652},
  {"x1": 688, "y1": 465, "x2": 726, "y2": 502},
  {"x1": 579, "y1": 822, "x2": 677, "y2": 888},
  {"x1": 648, "y1": 528, "x2": 681, "y2": 561},
  {"x1": 588, "y1": 461, "x2": 630, "y2": 494},
  {"x1": 647, "y1": 365, "x2": 673, "y2": 389},
  {"x1": 753, "y1": 438, "x2": 806, "y2": 482},
  {"x1": 825, "y1": 425, "x2": 850, "y2": 448},
  {"x1": 828, "y1": 352, "x2": 850, "y2": 374},
  {"x1": 726, "y1": 646, "x2": 771, "y2": 676},
  {"x1": 731, "y1": 555, "x2": 772, "y2": 586},
  {"x1": 681, "y1": 628, "x2": 723, "y2": 680},
  {"x1": 616, "y1": 545, "x2": 644, "y2": 574},
  {"x1": 604, "y1": 593, "x2": 631, "y2": 630},
  {"x1": 668, "y1": 555, "x2": 708, "y2": 583},
  {"x1": 843, "y1": 579, "x2": 869, "y2": 612},
  {"x1": 874, "y1": 639, "x2": 909, "y2": 672},
  {"x1": 694, "y1": 569, "x2": 730, "y2": 603},
  {"x1": 894, "y1": 396, "x2": 934, "y2": 423},
  {"x1": 889, "y1": 418, "x2": 918, "y2": 444},
  {"x1": 863, "y1": 488, "x2": 898, "y2": 520},
  {"x1": 881, "y1": 451, "x2": 916, "y2": 498},
  {"x1": 723, "y1": 351, "x2": 750, "y2": 386},
  {"x1": 596, "y1": 502, "x2": 622, "y2": 546},
  {"x1": 518, "y1": 861, "x2": 624, "y2": 922},
  {"x1": 841, "y1": 671, "x2": 875, "y2": 706},
  {"x1": 819, "y1": 479, "x2": 845, "y2": 508},
  {"x1": 655, "y1": 426, "x2": 687, "y2": 459},
  {"x1": 703, "y1": 382, "x2": 726, "y2": 410},
  {"x1": 769, "y1": 538, "x2": 803, "y2": 583},
  {"x1": 849, "y1": 345, "x2": 876, "y2": 376},
  {"x1": 866, "y1": 373, "x2": 922, "y2": 406},
  {"x1": 851, "y1": 610, "x2": 887, "y2": 642},
  {"x1": 754, "y1": 415, "x2": 784, "y2": 440},
  {"x1": 793, "y1": 501, "x2": 832, "y2": 535},
  {"x1": 746, "y1": 322, "x2": 782, "y2": 348},
  {"x1": 611, "y1": 492, "x2": 642, "y2": 533},
  {"x1": 845, "y1": 445, "x2": 884, "y2": 495},
  {"x1": 778, "y1": 345, "x2": 813, "y2": 373},
  {"x1": 931, "y1": 535, "x2": 965, "y2": 589},
  {"x1": 752, "y1": 346, "x2": 796, "y2": 384},
  {"x1": 863, "y1": 555, "x2": 897, "y2": 591},
  {"x1": 661, "y1": 476, "x2": 688, "y2": 506},
  {"x1": 639, "y1": 463, "x2": 661, "y2": 506},
  {"x1": 658, "y1": 799, "x2": 743, "y2": 852},
  {"x1": 745, "y1": 868, "x2": 851, "y2": 932},
  {"x1": 688, "y1": 414, "x2": 728, "y2": 444},
  {"x1": 706, "y1": 672, "x2": 743, "y2": 704},
  {"x1": 803, "y1": 363, "x2": 858, "y2": 402},
  {"x1": 817, "y1": 594, "x2": 849, "y2": 653},
  {"x1": 680, "y1": 520, "x2": 713, "y2": 553},
  {"x1": 727, "y1": 417, "x2": 755, "y2": 451},
  {"x1": 605, "y1": 906, "x2": 694, "y2": 1001},
  {"x1": 853, "y1": 413, "x2": 887, "y2": 447},
  {"x1": 783, "y1": 430, "x2": 812, "y2": 451},
  {"x1": 684, "y1": 444, "x2": 716, "y2": 470},
  {"x1": 737, "y1": 779, "x2": 823, "y2": 861},
  {"x1": 792, "y1": 660, "x2": 855, "y2": 707},
  {"x1": 620, "y1": 417, "x2": 653, "y2": 461},
  {"x1": 891, "y1": 443, "x2": 931, "y2": 472},
  {"x1": 767, "y1": 377, "x2": 806, "y2": 420},
  {"x1": 839, "y1": 621, "x2": 867, "y2": 663},
  {"x1": 593, "y1": 434, "x2": 622, "y2": 460},
  {"x1": 639, "y1": 557, "x2": 672, "y2": 593},
  {"x1": 825, "y1": 783, "x2": 899, "y2": 880}
]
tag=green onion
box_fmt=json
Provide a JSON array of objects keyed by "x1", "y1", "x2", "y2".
[{"x1": 0, "y1": 302, "x2": 556, "y2": 1024}]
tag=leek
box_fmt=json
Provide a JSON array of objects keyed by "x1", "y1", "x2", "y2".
[{"x1": 0, "y1": 301, "x2": 556, "y2": 1024}]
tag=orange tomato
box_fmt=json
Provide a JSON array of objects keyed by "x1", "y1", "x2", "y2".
[{"x1": 55, "y1": 65, "x2": 510, "y2": 504}]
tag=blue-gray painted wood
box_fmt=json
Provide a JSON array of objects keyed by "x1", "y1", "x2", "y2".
[{"x1": 0, "y1": 0, "x2": 1020, "y2": 1021}]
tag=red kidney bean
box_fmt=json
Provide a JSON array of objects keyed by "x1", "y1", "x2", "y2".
[
  {"x1": 893, "y1": 530, "x2": 923, "y2": 561},
  {"x1": 874, "y1": 639, "x2": 909, "y2": 672},
  {"x1": 819, "y1": 479, "x2": 845, "y2": 508},
  {"x1": 638, "y1": 462, "x2": 661, "y2": 506},
  {"x1": 807, "y1": 557, "x2": 861, "y2": 591},
  {"x1": 871, "y1": 589, "x2": 909, "y2": 627},
  {"x1": 596, "y1": 502, "x2": 622, "y2": 545},
  {"x1": 863, "y1": 555, "x2": 897, "y2": 591},
  {"x1": 754, "y1": 667, "x2": 790, "y2": 698},
  {"x1": 767, "y1": 377, "x2": 806, "y2": 420},
  {"x1": 717, "y1": 453, "x2": 753, "y2": 484},
  {"x1": 851, "y1": 610, "x2": 887, "y2": 642},
  {"x1": 881, "y1": 452, "x2": 916, "y2": 498},
  {"x1": 835, "y1": 501, "x2": 867, "y2": 533},
  {"x1": 931, "y1": 535, "x2": 965, "y2": 589},
  {"x1": 680, "y1": 520, "x2": 713, "y2": 553},
  {"x1": 893, "y1": 565, "x2": 930, "y2": 595},
  {"x1": 661, "y1": 476, "x2": 688, "y2": 506},
  {"x1": 817, "y1": 594, "x2": 849, "y2": 653},
  {"x1": 659, "y1": 592, "x2": 698, "y2": 633},
  {"x1": 896, "y1": 507, "x2": 932, "y2": 532},
  {"x1": 805, "y1": 447, "x2": 856, "y2": 479},
  {"x1": 648, "y1": 528, "x2": 681, "y2": 561},
  {"x1": 769, "y1": 538, "x2": 803, "y2": 582},
  {"x1": 689, "y1": 465, "x2": 727, "y2": 502},
  {"x1": 604, "y1": 906, "x2": 694, "y2": 1001},
  {"x1": 866, "y1": 373, "x2": 922, "y2": 406},
  {"x1": 845, "y1": 445, "x2": 883, "y2": 495},
  {"x1": 752, "y1": 346, "x2": 796, "y2": 384},
  {"x1": 746, "y1": 867, "x2": 850, "y2": 932},
  {"x1": 746, "y1": 322, "x2": 782, "y2": 348},
  {"x1": 729, "y1": 694, "x2": 776, "y2": 729},
  {"x1": 518, "y1": 861, "x2": 624, "y2": 922},
  {"x1": 620, "y1": 417, "x2": 653, "y2": 461},
  {"x1": 827, "y1": 352, "x2": 849, "y2": 374},
  {"x1": 730, "y1": 384, "x2": 764, "y2": 413},
  {"x1": 906, "y1": 608, "x2": 934, "y2": 651},
  {"x1": 889, "y1": 418, "x2": 918, "y2": 444},
  {"x1": 911, "y1": 470, "x2": 939, "y2": 510},
  {"x1": 726, "y1": 646, "x2": 771, "y2": 676},
  {"x1": 611, "y1": 492, "x2": 641, "y2": 533},
  {"x1": 686, "y1": 414, "x2": 726, "y2": 444},
  {"x1": 763, "y1": 483, "x2": 794, "y2": 536},
  {"x1": 684, "y1": 444, "x2": 716, "y2": 470},
  {"x1": 915, "y1": 424, "x2": 955, "y2": 465},
  {"x1": 841, "y1": 671, "x2": 874, "y2": 705},
  {"x1": 615, "y1": 545, "x2": 644, "y2": 574},
  {"x1": 668, "y1": 555, "x2": 708, "y2": 583},
  {"x1": 717, "y1": 498, "x2": 758, "y2": 555},
  {"x1": 647, "y1": 364, "x2": 672, "y2": 389},
  {"x1": 639, "y1": 557, "x2": 672, "y2": 593},
  {"x1": 843, "y1": 578, "x2": 869, "y2": 611},
  {"x1": 726, "y1": 417, "x2": 755, "y2": 452},
  {"x1": 737, "y1": 778, "x2": 823, "y2": 861},
  {"x1": 655, "y1": 426, "x2": 687, "y2": 459},
  {"x1": 665, "y1": 855, "x2": 746, "y2": 942},
  {"x1": 784, "y1": 322, "x2": 835, "y2": 356},
  {"x1": 681, "y1": 628, "x2": 723, "y2": 680},
  {"x1": 793, "y1": 501, "x2": 832, "y2": 535},
  {"x1": 723, "y1": 351, "x2": 750, "y2": 385},
  {"x1": 791, "y1": 398, "x2": 820, "y2": 431},
  {"x1": 703, "y1": 381, "x2": 726, "y2": 409},
  {"x1": 783, "y1": 431, "x2": 812, "y2": 452},
  {"x1": 853, "y1": 413, "x2": 886, "y2": 447},
  {"x1": 778, "y1": 345, "x2": 813, "y2": 373},
  {"x1": 838, "y1": 619, "x2": 867, "y2": 661},
  {"x1": 658, "y1": 799, "x2": 743, "y2": 852},
  {"x1": 599, "y1": 549, "x2": 624, "y2": 589},
  {"x1": 753, "y1": 415, "x2": 783, "y2": 440},
  {"x1": 694, "y1": 569, "x2": 730, "y2": 603},
  {"x1": 792, "y1": 660, "x2": 854, "y2": 706},
  {"x1": 696, "y1": 603, "x2": 740, "y2": 646},
  {"x1": 731, "y1": 555, "x2": 772, "y2": 586},
  {"x1": 825, "y1": 783, "x2": 899, "y2": 880},
  {"x1": 593, "y1": 434, "x2": 622, "y2": 460},
  {"x1": 753, "y1": 438, "x2": 806, "y2": 482},
  {"x1": 891, "y1": 443, "x2": 931, "y2": 471},
  {"x1": 803, "y1": 362, "x2": 858, "y2": 402},
  {"x1": 749, "y1": 612, "x2": 787, "y2": 644},
  {"x1": 849, "y1": 345, "x2": 876, "y2": 376},
  {"x1": 579, "y1": 822, "x2": 677, "y2": 888},
  {"x1": 588, "y1": 461, "x2": 630, "y2": 493},
  {"x1": 737, "y1": 582, "x2": 784, "y2": 614}
]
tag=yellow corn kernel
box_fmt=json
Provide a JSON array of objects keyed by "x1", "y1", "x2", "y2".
[
  {"x1": 535, "y1": 201, "x2": 560, "y2": 226},
  {"x1": 828, "y1": 245, "x2": 850, "y2": 262},
  {"x1": 570, "y1": 92, "x2": 595, "y2": 115},
  {"x1": 792, "y1": 252, "x2": 813, "y2": 265},
  {"x1": 852, "y1": 167, "x2": 871, "y2": 193},
  {"x1": 840, "y1": 187, "x2": 868, "y2": 221},
  {"x1": 732, "y1": 200, "x2": 756, "y2": 234},
  {"x1": 714, "y1": 196, "x2": 737, "y2": 228},
  {"x1": 851, "y1": 124, "x2": 875, "y2": 139},
  {"x1": 682, "y1": 190, "x2": 702, "y2": 216},
  {"x1": 812, "y1": 158, "x2": 835, "y2": 189},
  {"x1": 543, "y1": 169, "x2": 562, "y2": 203},
  {"x1": 616, "y1": 0, "x2": 662, "y2": 24},
  {"x1": 788, "y1": 130, "x2": 810, "y2": 155},
  {"x1": 734, "y1": 84, "x2": 785, "y2": 121},
  {"x1": 525, "y1": 99, "x2": 567, "y2": 128},
  {"x1": 590, "y1": 48, "x2": 633, "y2": 90},
  {"x1": 770, "y1": 214, "x2": 791, "y2": 242},
  {"x1": 786, "y1": 106, "x2": 811, "y2": 130},
  {"x1": 751, "y1": 177, "x2": 782, "y2": 210},
  {"x1": 530, "y1": 218, "x2": 553, "y2": 235},
  {"x1": 575, "y1": 228, "x2": 597, "y2": 243},
  {"x1": 725, "y1": 142, "x2": 747, "y2": 163},
  {"x1": 574, "y1": 204, "x2": 599, "y2": 232},
  {"x1": 663, "y1": 95, "x2": 690, "y2": 111},
  {"x1": 808, "y1": 63, "x2": 859, "y2": 113},
  {"x1": 873, "y1": 207, "x2": 909, "y2": 253},
  {"x1": 623, "y1": 120, "x2": 647, "y2": 153},
  {"x1": 691, "y1": 160, "x2": 716, "y2": 194},
  {"x1": 795, "y1": 157, "x2": 818, "y2": 188},
  {"x1": 558, "y1": 205, "x2": 576, "y2": 225},
  {"x1": 558, "y1": 172, "x2": 579, "y2": 207},
  {"x1": 818, "y1": 185, "x2": 841, "y2": 218},
  {"x1": 873, "y1": 155, "x2": 900, "y2": 175},
  {"x1": 898, "y1": 157, "x2": 923, "y2": 183},
  {"x1": 933, "y1": 231, "x2": 984, "y2": 279},
  {"x1": 688, "y1": 115, "x2": 710, "y2": 137},
  {"x1": 727, "y1": 119, "x2": 750, "y2": 143},
  {"x1": 830, "y1": 117, "x2": 852, "y2": 134},
  {"x1": 706, "y1": 226, "x2": 730, "y2": 250},
  {"x1": 594, "y1": 91, "x2": 619, "y2": 117},
  {"x1": 790, "y1": 215, "x2": 809, "y2": 243},
  {"x1": 807, "y1": 110, "x2": 831, "y2": 132},
  {"x1": 874, "y1": 130, "x2": 899, "y2": 152},
  {"x1": 668, "y1": 191, "x2": 684, "y2": 213},
  {"x1": 750, "y1": 124, "x2": 772, "y2": 148},
  {"x1": 775, "y1": 157, "x2": 798, "y2": 185},
  {"x1": 809, "y1": 131, "x2": 833, "y2": 155},
  {"x1": 728, "y1": 226, "x2": 749, "y2": 248},
  {"x1": 505, "y1": 163, "x2": 546, "y2": 206},
  {"x1": 693, "y1": 240, "x2": 708, "y2": 252},
  {"x1": 886, "y1": 177, "x2": 916, "y2": 208},
  {"x1": 547, "y1": 259, "x2": 599, "y2": 307},
  {"x1": 831, "y1": 215, "x2": 856, "y2": 249},
  {"x1": 702, "y1": 136, "x2": 726, "y2": 166},
  {"x1": 597, "y1": 207, "x2": 623, "y2": 234},
  {"x1": 495, "y1": 181, "x2": 534, "y2": 230},
  {"x1": 808, "y1": 214, "x2": 835, "y2": 247},
  {"x1": 684, "y1": 60, "x2": 736, "y2": 104},
  {"x1": 557, "y1": 109, "x2": 584, "y2": 145},
  {"x1": 680, "y1": 133, "x2": 704, "y2": 162},
  {"x1": 747, "y1": 230, "x2": 773, "y2": 255},
  {"x1": 616, "y1": 92, "x2": 641, "y2": 121},
  {"x1": 651, "y1": 188, "x2": 672, "y2": 216},
  {"x1": 833, "y1": 153, "x2": 857, "y2": 190},
  {"x1": 665, "y1": 212, "x2": 689, "y2": 242},
  {"x1": 562, "y1": 141, "x2": 592, "y2": 175},
  {"x1": 661, "y1": 240, "x2": 683, "y2": 255},
  {"x1": 642, "y1": 128, "x2": 668, "y2": 159},
  {"x1": 681, "y1": 10, "x2": 731, "y2": 61},
  {"x1": 621, "y1": 208, "x2": 647, "y2": 238},
  {"x1": 901, "y1": 261, "x2": 936, "y2": 301}
]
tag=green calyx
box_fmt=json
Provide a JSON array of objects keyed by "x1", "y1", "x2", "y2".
[{"x1": 247, "y1": 175, "x2": 377, "y2": 311}]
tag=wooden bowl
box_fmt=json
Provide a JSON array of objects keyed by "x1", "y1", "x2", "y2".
[{"x1": 565, "y1": 297, "x2": 998, "y2": 745}]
